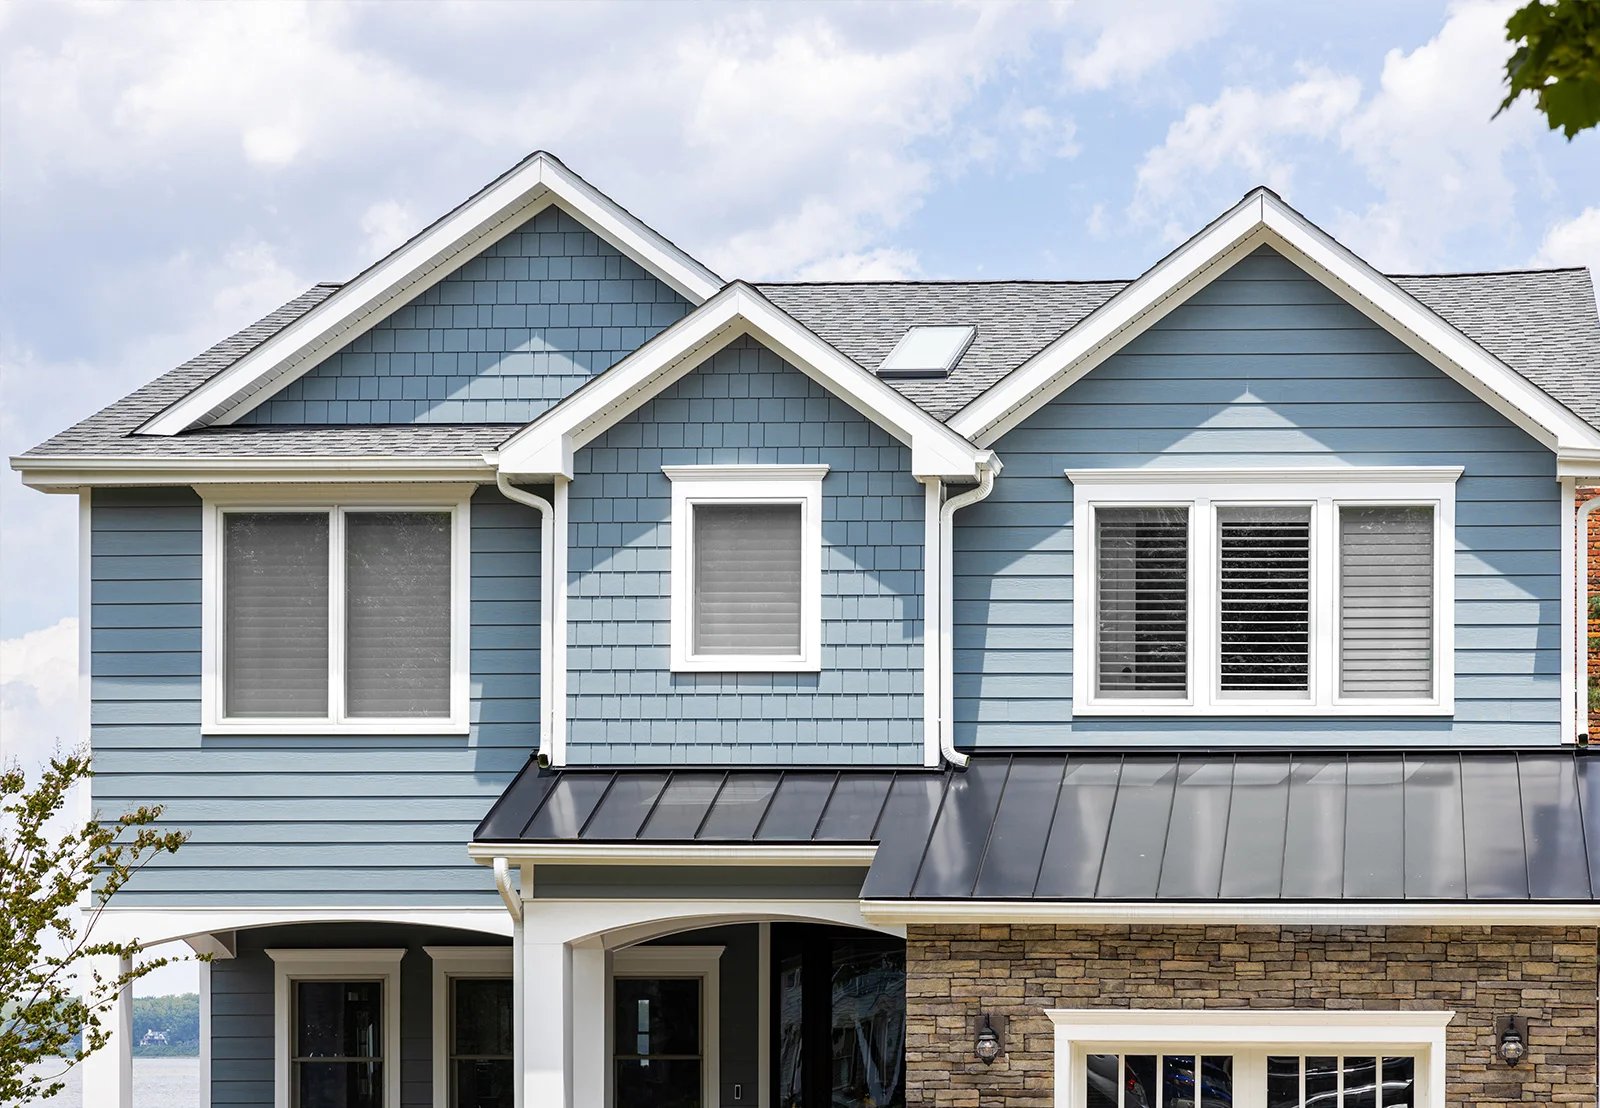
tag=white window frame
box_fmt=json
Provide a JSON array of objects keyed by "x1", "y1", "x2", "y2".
[
  {"x1": 425, "y1": 946, "x2": 514, "y2": 1108},
  {"x1": 1068, "y1": 468, "x2": 1459, "y2": 716},
  {"x1": 664, "y1": 465, "x2": 827, "y2": 673},
  {"x1": 200, "y1": 483, "x2": 473, "y2": 734},
  {"x1": 610, "y1": 945, "x2": 724, "y2": 1108},
  {"x1": 1047, "y1": 1008, "x2": 1452, "y2": 1108},
  {"x1": 267, "y1": 947, "x2": 405, "y2": 1108}
]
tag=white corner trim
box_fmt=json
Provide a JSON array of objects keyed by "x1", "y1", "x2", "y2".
[
  {"x1": 550, "y1": 477, "x2": 570, "y2": 765},
  {"x1": 139, "y1": 153, "x2": 721, "y2": 436},
  {"x1": 1068, "y1": 466, "x2": 1457, "y2": 717},
  {"x1": 949, "y1": 190, "x2": 1600, "y2": 457},
  {"x1": 858, "y1": 899, "x2": 1600, "y2": 926},
  {"x1": 665, "y1": 465, "x2": 827, "y2": 673},
  {"x1": 199, "y1": 489, "x2": 473, "y2": 735},
  {"x1": 468, "y1": 842, "x2": 878, "y2": 866},
  {"x1": 611, "y1": 945, "x2": 724, "y2": 1108},
  {"x1": 922, "y1": 480, "x2": 943, "y2": 767},
  {"x1": 494, "y1": 283, "x2": 989, "y2": 482},
  {"x1": 425, "y1": 946, "x2": 514, "y2": 1108},
  {"x1": 266, "y1": 948, "x2": 405, "y2": 1108}
]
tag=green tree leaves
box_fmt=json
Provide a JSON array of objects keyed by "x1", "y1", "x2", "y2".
[{"x1": 1499, "y1": 0, "x2": 1600, "y2": 138}]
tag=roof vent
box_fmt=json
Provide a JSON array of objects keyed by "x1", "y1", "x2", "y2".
[{"x1": 877, "y1": 325, "x2": 975, "y2": 379}]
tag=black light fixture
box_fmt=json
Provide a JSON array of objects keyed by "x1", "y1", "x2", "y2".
[
  {"x1": 1495, "y1": 1014, "x2": 1528, "y2": 1066},
  {"x1": 973, "y1": 1013, "x2": 1004, "y2": 1064}
]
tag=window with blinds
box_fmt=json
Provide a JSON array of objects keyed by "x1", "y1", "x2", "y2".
[
  {"x1": 1095, "y1": 506, "x2": 1189, "y2": 699},
  {"x1": 346, "y1": 512, "x2": 452, "y2": 718},
  {"x1": 1218, "y1": 506, "x2": 1311, "y2": 696},
  {"x1": 692, "y1": 502, "x2": 803, "y2": 656},
  {"x1": 224, "y1": 513, "x2": 330, "y2": 718},
  {"x1": 1339, "y1": 505, "x2": 1435, "y2": 699}
]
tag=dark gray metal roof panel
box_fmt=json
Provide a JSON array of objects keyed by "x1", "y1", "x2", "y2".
[{"x1": 474, "y1": 752, "x2": 1600, "y2": 904}]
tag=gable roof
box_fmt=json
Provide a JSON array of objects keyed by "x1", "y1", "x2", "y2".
[
  {"x1": 136, "y1": 151, "x2": 722, "y2": 437},
  {"x1": 941, "y1": 189, "x2": 1600, "y2": 455},
  {"x1": 494, "y1": 282, "x2": 993, "y2": 481}
]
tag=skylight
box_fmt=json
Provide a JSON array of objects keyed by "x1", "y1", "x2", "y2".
[{"x1": 877, "y1": 325, "x2": 975, "y2": 378}]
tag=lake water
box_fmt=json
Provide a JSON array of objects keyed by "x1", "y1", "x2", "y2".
[{"x1": 24, "y1": 1056, "x2": 198, "y2": 1107}]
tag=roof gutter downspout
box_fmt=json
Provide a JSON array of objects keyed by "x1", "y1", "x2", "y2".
[
  {"x1": 937, "y1": 454, "x2": 1000, "y2": 768},
  {"x1": 492, "y1": 857, "x2": 523, "y2": 923},
  {"x1": 495, "y1": 471, "x2": 557, "y2": 768}
]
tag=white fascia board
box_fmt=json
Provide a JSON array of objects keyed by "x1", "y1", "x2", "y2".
[
  {"x1": 467, "y1": 842, "x2": 878, "y2": 866},
  {"x1": 10, "y1": 454, "x2": 495, "y2": 492},
  {"x1": 495, "y1": 283, "x2": 989, "y2": 481},
  {"x1": 138, "y1": 153, "x2": 722, "y2": 436},
  {"x1": 949, "y1": 189, "x2": 1600, "y2": 457},
  {"x1": 858, "y1": 899, "x2": 1600, "y2": 926}
]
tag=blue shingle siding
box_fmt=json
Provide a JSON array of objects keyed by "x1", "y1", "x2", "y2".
[
  {"x1": 564, "y1": 336, "x2": 926, "y2": 765},
  {"x1": 952, "y1": 246, "x2": 1562, "y2": 748},
  {"x1": 89, "y1": 485, "x2": 539, "y2": 905},
  {"x1": 238, "y1": 205, "x2": 691, "y2": 425}
]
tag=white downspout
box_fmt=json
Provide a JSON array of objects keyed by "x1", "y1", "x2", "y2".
[
  {"x1": 495, "y1": 471, "x2": 557, "y2": 766},
  {"x1": 936, "y1": 455, "x2": 1000, "y2": 768}
]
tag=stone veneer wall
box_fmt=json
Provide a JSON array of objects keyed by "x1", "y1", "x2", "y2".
[{"x1": 906, "y1": 924, "x2": 1598, "y2": 1108}]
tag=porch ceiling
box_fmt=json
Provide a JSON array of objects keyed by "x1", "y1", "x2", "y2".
[{"x1": 474, "y1": 751, "x2": 1600, "y2": 904}]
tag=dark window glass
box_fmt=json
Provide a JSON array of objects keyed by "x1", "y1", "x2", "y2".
[
  {"x1": 1340, "y1": 1056, "x2": 1378, "y2": 1108},
  {"x1": 1381, "y1": 1056, "x2": 1416, "y2": 1108},
  {"x1": 830, "y1": 939, "x2": 905, "y2": 1108},
  {"x1": 291, "y1": 980, "x2": 383, "y2": 1108},
  {"x1": 1200, "y1": 1055, "x2": 1234, "y2": 1108},
  {"x1": 450, "y1": 977, "x2": 513, "y2": 1108},
  {"x1": 614, "y1": 1058, "x2": 703, "y2": 1108},
  {"x1": 1085, "y1": 1054, "x2": 1120, "y2": 1108},
  {"x1": 1164, "y1": 1054, "x2": 1196, "y2": 1108},
  {"x1": 1126, "y1": 1056, "x2": 1159, "y2": 1108},
  {"x1": 1218, "y1": 505, "x2": 1311, "y2": 694},
  {"x1": 1306, "y1": 1055, "x2": 1339, "y2": 1105},
  {"x1": 776, "y1": 952, "x2": 805, "y2": 1108},
  {"x1": 1268, "y1": 1056, "x2": 1300, "y2": 1107},
  {"x1": 613, "y1": 977, "x2": 702, "y2": 1108}
]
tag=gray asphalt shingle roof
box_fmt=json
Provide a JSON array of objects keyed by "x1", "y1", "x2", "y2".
[{"x1": 21, "y1": 266, "x2": 1600, "y2": 460}]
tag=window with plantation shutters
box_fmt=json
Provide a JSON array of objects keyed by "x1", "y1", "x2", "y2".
[
  {"x1": 666, "y1": 465, "x2": 826, "y2": 672},
  {"x1": 692, "y1": 503, "x2": 803, "y2": 656},
  {"x1": 1339, "y1": 505, "x2": 1435, "y2": 699},
  {"x1": 1095, "y1": 506, "x2": 1189, "y2": 699},
  {"x1": 1218, "y1": 506, "x2": 1311, "y2": 696},
  {"x1": 1071, "y1": 468, "x2": 1455, "y2": 714},
  {"x1": 206, "y1": 495, "x2": 467, "y2": 732}
]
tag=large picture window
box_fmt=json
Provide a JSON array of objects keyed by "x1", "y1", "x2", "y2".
[
  {"x1": 664, "y1": 465, "x2": 827, "y2": 672},
  {"x1": 202, "y1": 488, "x2": 471, "y2": 734},
  {"x1": 1069, "y1": 469, "x2": 1457, "y2": 715}
]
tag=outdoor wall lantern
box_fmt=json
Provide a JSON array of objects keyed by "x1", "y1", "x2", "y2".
[
  {"x1": 1495, "y1": 1014, "x2": 1528, "y2": 1066},
  {"x1": 973, "y1": 1013, "x2": 1004, "y2": 1064}
]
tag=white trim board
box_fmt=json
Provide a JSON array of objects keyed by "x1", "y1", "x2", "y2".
[
  {"x1": 468, "y1": 842, "x2": 878, "y2": 866},
  {"x1": 946, "y1": 188, "x2": 1600, "y2": 462},
  {"x1": 493, "y1": 282, "x2": 991, "y2": 482},
  {"x1": 266, "y1": 947, "x2": 404, "y2": 1108},
  {"x1": 139, "y1": 152, "x2": 723, "y2": 436},
  {"x1": 425, "y1": 945, "x2": 515, "y2": 1108}
]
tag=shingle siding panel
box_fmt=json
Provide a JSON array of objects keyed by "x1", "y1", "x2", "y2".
[
  {"x1": 564, "y1": 336, "x2": 926, "y2": 765},
  {"x1": 88, "y1": 485, "x2": 540, "y2": 905},
  {"x1": 238, "y1": 206, "x2": 691, "y2": 426},
  {"x1": 952, "y1": 246, "x2": 1564, "y2": 748}
]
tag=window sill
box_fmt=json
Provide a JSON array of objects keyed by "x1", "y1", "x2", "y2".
[
  {"x1": 670, "y1": 655, "x2": 821, "y2": 674},
  {"x1": 201, "y1": 719, "x2": 472, "y2": 736},
  {"x1": 1072, "y1": 701, "x2": 1453, "y2": 718}
]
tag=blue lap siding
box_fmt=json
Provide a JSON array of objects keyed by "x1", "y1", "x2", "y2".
[
  {"x1": 238, "y1": 204, "x2": 690, "y2": 425},
  {"x1": 89, "y1": 485, "x2": 540, "y2": 905},
  {"x1": 951, "y1": 246, "x2": 1563, "y2": 748},
  {"x1": 564, "y1": 335, "x2": 926, "y2": 765}
]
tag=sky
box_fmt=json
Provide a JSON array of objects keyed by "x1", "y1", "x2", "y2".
[{"x1": 0, "y1": 0, "x2": 1597, "y2": 993}]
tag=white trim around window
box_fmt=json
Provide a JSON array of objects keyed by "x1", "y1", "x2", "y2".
[
  {"x1": 266, "y1": 948, "x2": 405, "y2": 1108},
  {"x1": 664, "y1": 465, "x2": 826, "y2": 672},
  {"x1": 425, "y1": 946, "x2": 514, "y2": 1108},
  {"x1": 611, "y1": 945, "x2": 724, "y2": 1108},
  {"x1": 1048, "y1": 1008, "x2": 1452, "y2": 1108},
  {"x1": 200, "y1": 483, "x2": 473, "y2": 734},
  {"x1": 1068, "y1": 468, "x2": 1459, "y2": 716}
]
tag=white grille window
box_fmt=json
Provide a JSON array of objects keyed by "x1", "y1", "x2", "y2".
[
  {"x1": 1071, "y1": 470, "x2": 1456, "y2": 715},
  {"x1": 665, "y1": 465, "x2": 826, "y2": 672},
  {"x1": 204, "y1": 492, "x2": 469, "y2": 733}
]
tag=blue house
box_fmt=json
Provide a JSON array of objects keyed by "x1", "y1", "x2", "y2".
[{"x1": 15, "y1": 152, "x2": 1600, "y2": 1108}]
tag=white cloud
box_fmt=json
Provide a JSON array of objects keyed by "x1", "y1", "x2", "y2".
[
  {"x1": 1063, "y1": 0, "x2": 1232, "y2": 91},
  {"x1": 1533, "y1": 207, "x2": 1600, "y2": 280},
  {"x1": 790, "y1": 248, "x2": 923, "y2": 282},
  {"x1": 360, "y1": 200, "x2": 419, "y2": 258},
  {"x1": 0, "y1": 617, "x2": 78, "y2": 769}
]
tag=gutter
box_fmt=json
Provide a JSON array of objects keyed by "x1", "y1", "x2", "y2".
[
  {"x1": 935, "y1": 454, "x2": 1001, "y2": 768},
  {"x1": 494, "y1": 471, "x2": 558, "y2": 768}
]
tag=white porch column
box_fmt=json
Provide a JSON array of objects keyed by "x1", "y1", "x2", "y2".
[
  {"x1": 79, "y1": 952, "x2": 134, "y2": 1108},
  {"x1": 569, "y1": 940, "x2": 608, "y2": 1108},
  {"x1": 524, "y1": 939, "x2": 571, "y2": 1108}
]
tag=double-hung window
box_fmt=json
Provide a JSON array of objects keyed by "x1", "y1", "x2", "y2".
[
  {"x1": 202, "y1": 487, "x2": 471, "y2": 733},
  {"x1": 664, "y1": 465, "x2": 826, "y2": 672},
  {"x1": 426, "y1": 947, "x2": 514, "y2": 1108},
  {"x1": 268, "y1": 949, "x2": 403, "y2": 1108},
  {"x1": 1070, "y1": 469, "x2": 1458, "y2": 715}
]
